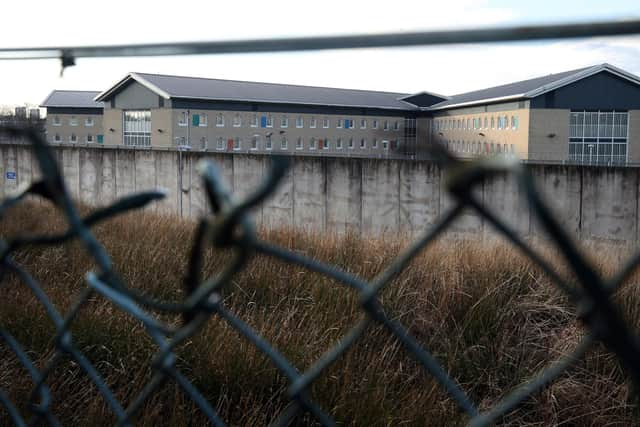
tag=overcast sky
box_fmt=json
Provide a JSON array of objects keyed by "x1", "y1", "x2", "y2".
[{"x1": 1, "y1": 0, "x2": 639, "y2": 106}]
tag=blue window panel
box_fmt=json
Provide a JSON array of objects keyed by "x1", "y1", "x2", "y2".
[
  {"x1": 261, "y1": 116, "x2": 267, "y2": 128},
  {"x1": 192, "y1": 114, "x2": 200, "y2": 126},
  {"x1": 345, "y1": 119, "x2": 350, "y2": 129}
]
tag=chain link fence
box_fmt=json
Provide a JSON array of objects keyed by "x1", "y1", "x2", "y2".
[
  {"x1": 2, "y1": 18, "x2": 640, "y2": 426},
  {"x1": 1, "y1": 125, "x2": 640, "y2": 426}
]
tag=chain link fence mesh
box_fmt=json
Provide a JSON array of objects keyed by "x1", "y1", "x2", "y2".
[
  {"x1": 2, "y1": 18, "x2": 640, "y2": 425},
  {"x1": 1, "y1": 126, "x2": 640, "y2": 426}
]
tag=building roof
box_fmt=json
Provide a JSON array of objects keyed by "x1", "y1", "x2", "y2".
[
  {"x1": 41, "y1": 90, "x2": 103, "y2": 109},
  {"x1": 428, "y1": 63, "x2": 640, "y2": 110},
  {"x1": 95, "y1": 72, "x2": 419, "y2": 110}
]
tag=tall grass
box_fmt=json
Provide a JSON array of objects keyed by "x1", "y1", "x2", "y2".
[{"x1": 0, "y1": 202, "x2": 639, "y2": 426}]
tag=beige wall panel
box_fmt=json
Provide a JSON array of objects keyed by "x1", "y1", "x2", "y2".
[
  {"x1": 628, "y1": 110, "x2": 640, "y2": 163},
  {"x1": 432, "y1": 109, "x2": 530, "y2": 160},
  {"x1": 528, "y1": 109, "x2": 570, "y2": 162}
]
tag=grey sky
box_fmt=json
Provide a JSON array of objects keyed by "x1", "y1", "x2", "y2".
[{"x1": 1, "y1": 0, "x2": 639, "y2": 106}]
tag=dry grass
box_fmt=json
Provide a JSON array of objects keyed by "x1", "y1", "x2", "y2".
[{"x1": 1, "y1": 201, "x2": 639, "y2": 426}]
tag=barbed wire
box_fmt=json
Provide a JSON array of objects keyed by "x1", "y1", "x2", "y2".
[{"x1": 1, "y1": 124, "x2": 640, "y2": 426}]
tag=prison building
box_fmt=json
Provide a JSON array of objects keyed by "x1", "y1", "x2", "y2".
[
  {"x1": 91, "y1": 72, "x2": 445, "y2": 156},
  {"x1": 429, "y1": 63, "x2": 640, "y2": 164},
  {"x1": 41, "y1": 90, "x2": 104, "y2": 144}
]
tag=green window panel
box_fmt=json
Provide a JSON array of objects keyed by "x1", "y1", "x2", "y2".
[
  {"x1": 192, "y1": 114, "x2": 200, "y2": 127},
  {"x1": 97, "y1": 134, "x2": 104, "y2": 144}
]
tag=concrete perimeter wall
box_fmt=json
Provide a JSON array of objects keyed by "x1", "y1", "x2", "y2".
[{"x1": 1, "y1": 143, "x2": 638, "y2": 243}]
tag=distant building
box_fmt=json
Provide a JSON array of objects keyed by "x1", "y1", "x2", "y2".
[
  {"x1": 28, "y1": 108, "x2": 40, "y2": 120},
  {"x1": 39, "y1": 63, "x2": 640, "y2": 165},
  {"x1": 14, "y1": 107, "x2": 26, "y2": 118},
  {"x1": 92, "y1": 72, "x2": 444, "y2": 156},
  {"x1": 430, "y1": 63, "x2": 640, "y2": 164},
  {"x1": 40, "y1": 91, "x2": 104, "y2": 144}
]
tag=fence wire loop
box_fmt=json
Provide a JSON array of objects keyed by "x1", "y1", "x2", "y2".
[{"x1": 2, "y1": 120, "x2": 640, "y2": 427}]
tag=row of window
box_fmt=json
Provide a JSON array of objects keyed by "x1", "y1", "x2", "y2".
[
  {"x1": 446, "y1": 140, "x2": 516, "y2": 156},
  {"x1": 176, "y1": 135, "x2": 399, "y2": 151},
  {"x1": 177, "y1": 112, "x2": 402, "y2": 131},
  {"x1": 52, "y1": 133, "x2": 103, "y2": 143},
  {"x1": 52, "y1": 116, "x2": 95, "y2": 127},
  {"x1": 434, "y1": 115, "x2": 519, "y2": 132},
  {"x1": 569, "y1": 111, "x2": 628, "y2": 139}
]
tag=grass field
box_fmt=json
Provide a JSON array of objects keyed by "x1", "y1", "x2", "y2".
[{"x1": 1, "y1": 201, "x2": 639, "y2": 426}]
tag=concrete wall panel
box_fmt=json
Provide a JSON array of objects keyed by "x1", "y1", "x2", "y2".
[
  {"x1": 61, "y1": 148, "x2": 80, "y2": 200},
  {"x1": 115, "y1": 149, "x2": 135, "y2": 198},
  {"x1": 531, "y1": 165, "x2": 582, "y2": 238},
  {"x1": 79, "y1": 149, "x2": 100, "y2": 206},
  {"x1": 293, "y1": 157, "x2": 326, "y2": 232},
  {"x1": 399, "y1": 161, "x2": 440, "y2": 235},
  {"x1": 482, "y1": 171, "x2": 530, "y2": 238},
  {"x1": 362, "y1": 159, "x2": 399, "y2": 234},
  {"x1": 581, "y1": 167, "x2": 637, "y2": 241},
  {"x1": 232, "y1": 155, "x2": 264, "y2": 225},
  {"x1": 99, "y1": 149, "x2": 117, "y2": 205},
  {"x1": 326, "y1": 158, "x2": 362, "y2": 234},
  {"x1": 154, "y1": 150, "x2": 179, "y2": 214}
]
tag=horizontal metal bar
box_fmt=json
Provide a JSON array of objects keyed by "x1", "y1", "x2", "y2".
[{"x1": 0, "y1": 19, "x2": 639, "y2": 60}]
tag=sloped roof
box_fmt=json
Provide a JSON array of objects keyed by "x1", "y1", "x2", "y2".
[
  {"x1": 95, "y1": 72, "x2": 417, "y2": 110},
  {"x1": 428, "y1": 63, "x2": 640, "y2": 110},
  {"x1": 41, "y1": 90, "x2": 103, "y2": 108}
]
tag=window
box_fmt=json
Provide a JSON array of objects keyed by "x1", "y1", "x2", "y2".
[
  {"x1": 86, "y1": 134, "x2": 93, "y2": 143},
  {"x1": 511, "y1": 116, "x2": 518, "y2": 130},
  {"x1": 123, "y1": 110, "x2": 151, "y2": 147},
  {"x1": 296, "y1": 116, "x2": 304, "y2": 128},
  {"x1": 281, "y1": 137, "x2": 288, "y2": 150},
  {"x1": 178, "y1": 112, "x2": 187, "y2": 126},
  {"x1": 336, "y1": 138, "x2": 343, "y2": 149},
  {"x1": 250, "y1": 114, "x2": 258, "y2": 127},
  {"x1": 348, "y1": 137, "x2": 354, "y2": 149},
  {"x1": 360, "y1": 118, "x2": 366, "y2": 129},
  {"x1": 393, "y1": 121, "x2": 399, "y2": 131},
  {"x1": 70, "y1": 133, "x2": 77, "y2": 143},
  {"x1": 382, "y1": 140, "x2": 389, "y2": 150},
  {"x1": 53, "y1": 116, "x2": 61, "y2": 126},
  {"x1": 383, "y1": 120, "x2": 389, "y2": 131},
  {"x1": 360, "y1": 138, "x2": 366, "y2": 149},
  {"x1": 569, "y1": 110, "x2": 628, "y2": 165},
  {"x1": 216, "y1": 113, "x2": 225, "y2": 127},
  {"x1": 337, "y1": 119, "x2": 343, "y2": 129},
  {"x1": 234, "y1": 137, "x2": 242, "y2": 151},
  {"x1": 503, "y1": 115, "x2": 509, "y2": 129},
  {"x1": 200, "y1": 137, "x2": 208, "y2": 150},
  {"x1": 296, "y1": 137, "x2": 303, "y2": 150},
  {"x1": 372, "y1": 138, "x2": 378, "y2": 149},
  {"x1": 310, "y1": 137, "x2": 317, "y2": 150},
  {"x1": 233, "y1": 113, "x2": 242, "y2": 127},
  {"x1": 372, "y1": 119, "x2": 379, "y2": 129},
  {"x1": 85, "y1": 117, "x2": 94, "y2": 127},
  {"x1": 217, "y1": 137, "x2": 224, "y2": 150},
  {"x1": 69, "y1": 116, "x2": 78, "y2": 126},
  {"x1": 54, "y1": 133, "x2": 61, "y2": 143},
  {"x1": 200, "y1": 114, "x2": 208, "y2": 127},
  {"x1": 491, "y1": 117, "x2": 495, "y2": 129},
  {"x1": 323, "y1": 138, "x2": 329, "y2": 150},
  {"x1": 281, "y1": 116, "x2": 288, "y2": 128},
  {"x1": 265, "y1": 135, "x2": 271, "y2": 150},
  {"x1": 483, "y1": 117, "x2": 488, "y2": 129},
  {"x1": 310, "y1": 117, "x2": 317, "y2": 128},
  {"x1": 323, "y1": 118, "x2": 329, "y2": 128},
  {"x1": 497, "y1": 116, "x2": 504, "y2": 130}
]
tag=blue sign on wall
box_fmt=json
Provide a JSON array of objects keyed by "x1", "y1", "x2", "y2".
[{"x1": 6, "y1": 171, "x2": 16, "y2": 180}]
